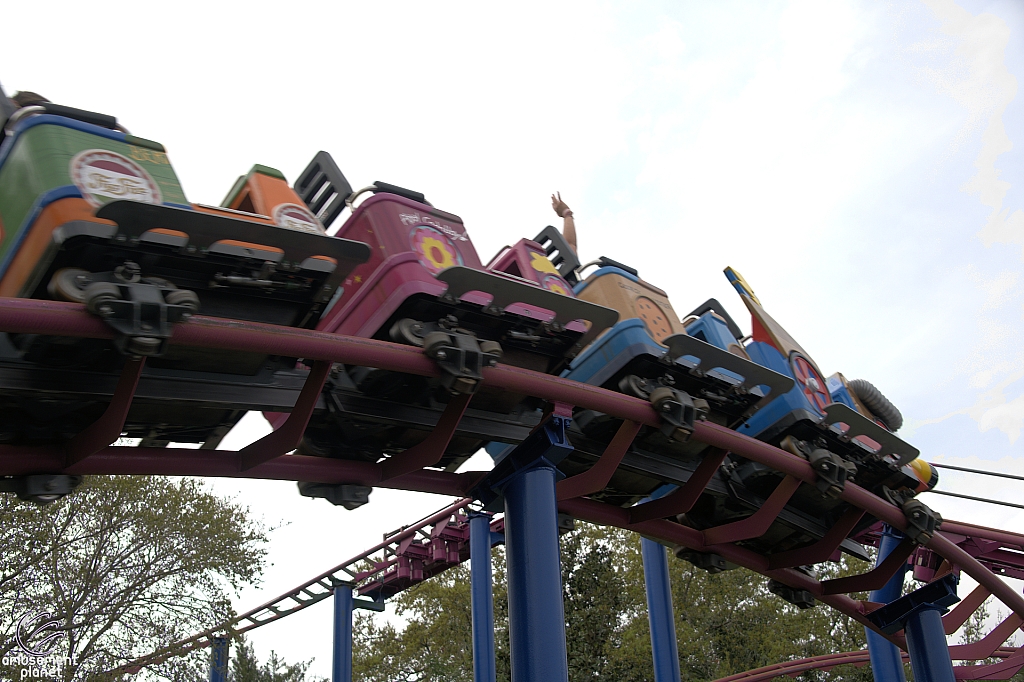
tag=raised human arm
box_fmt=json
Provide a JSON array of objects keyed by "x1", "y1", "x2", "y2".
[{"x1": 551, "y1": 192, "x2": 577, "y2": 254}]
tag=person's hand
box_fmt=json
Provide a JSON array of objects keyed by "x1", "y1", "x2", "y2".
[{"x1": 551, "y1": 192, "x2": 572, "y2": 218}]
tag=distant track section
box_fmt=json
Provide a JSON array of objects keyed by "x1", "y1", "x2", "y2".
[{"x1": 114, "y1": 498, "x2": 502, "y2": 675}]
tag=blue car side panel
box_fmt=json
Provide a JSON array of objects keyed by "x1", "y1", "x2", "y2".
[{"x1": 736, "y1": 341, "x2": 819, "y2": 439}]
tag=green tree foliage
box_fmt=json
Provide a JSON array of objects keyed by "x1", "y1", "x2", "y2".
[
  {"x1": 228, "y1": 636, "x2": 324, "y2": 682},
  {"x1": 0, "y1": 476, "x2": 268, "y2": 682},
  {"x1": 352, "y1": 522, "x2": 877, "y2": 682}
]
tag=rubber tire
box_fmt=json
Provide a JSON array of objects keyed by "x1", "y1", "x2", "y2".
[
  {"x1": 648, "y1": 386, "x2": 676, "y2": 411},
  {"x1": 422, "y1": 331, "x2": 451, "y2": 358},
  {"x1": 479, "y1": 339, "x2": 502, "y2": 359},
  {"x1": 389, "y1": 318, "x2": 426, "y2": 346},
  {"x1": 849, "y1": 379, "x2": 903, "y2": 431},
  {"x1": 47, "y1": 268, "x2": 91, "y2": 303},
  {"x1": 165, "y1": 288, "x2": 200, "y2": 312},
  {"x1": 83, "y1": 282, "x2": 122, "y2": 315}
]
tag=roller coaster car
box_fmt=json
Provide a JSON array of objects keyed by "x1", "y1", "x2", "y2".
[
  {"x1": 546, "y1": 255, "x2": 793, "y2": 507},
  {"x1": 716, "y1": 267, "x2": 935, "y2": 494},
  {"x1": 0, "y1": 96, "x2": 369, "y2": 446},
  {"x1": 523, "y1": 232, "x2": 935, "y2": 565},
  {"x1": 289, "y1": 153, "x2": 618, "y2": 469},
  {"x1": 652, "y1": 268, "x2": 939, "y2": 567}
]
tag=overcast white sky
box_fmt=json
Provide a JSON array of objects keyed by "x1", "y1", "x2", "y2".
[{"x1": 5, "y1": 0, "x2": 1024, "y2": 677}]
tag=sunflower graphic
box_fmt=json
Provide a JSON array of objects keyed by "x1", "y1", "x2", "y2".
[{"x1": 411, "y1": 226, "x2": 462, "y2": 274}]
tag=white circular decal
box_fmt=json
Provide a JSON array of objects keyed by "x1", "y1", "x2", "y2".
[
  {"x1": 272, "y1": 203, "x2": 325, "y2": 234},
  {"x1": 70, "y1": 149, "x2": 162, "y2": 207}
]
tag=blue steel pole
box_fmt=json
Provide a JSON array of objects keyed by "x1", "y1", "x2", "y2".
[
  {"x1": 333, "y1": 585, "x2": 354, "y2": 682},
  {"x1": 866, "y1": 526, "x2": 908, "y2": 682},
  {"x1": 208, "y1": 636, "x2": 229, "y2": 682},
  {"x1": 470, "y1": 513, "x2": 497, "y2": 682},
  {"x1": 641, "y1": 538, "x2": 682, "y2": 682},
  {"x1": 905, "y1": 607, "x2": 956, "y2": 682},
  {"x1": 503, "y1": 464, "x2": 569, "y2": 682}
]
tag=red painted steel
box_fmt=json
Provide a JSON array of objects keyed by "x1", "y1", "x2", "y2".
[
  {"x1": 712, "y1": 648, "x2": 1024, "y2": 682},
  {"x1": 627, "y1": 448, "x2": 729, "y2": 524},
  {"x1": 701, "y1": 475, "x2": 802, "y2": 545},
  {"x1": 4, "y1": 298, "x2": 1024, "y2": 673},
  {"x1": 239, "y1": 360, "x2": 331, "y2": 470},
  {"x1": 379, "y1": 392, "x2": 473, "y2": 481},
  {"x1": 768, "y1": 507, "x2": 865, "y2": 569},
  {"x1": 556, "y1": 420, "x2": 641, "y2": 500},
  {"x1": 821, "y1": 538, "x2": 916, "y2": 595},
  {"x1": 64, "y1": 357, "x2": 145, "y2": 469}
]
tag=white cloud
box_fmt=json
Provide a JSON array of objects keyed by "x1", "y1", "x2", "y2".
[
  {"x1": 920, "y1": 0, "x2": 1024, "y2": 254},
  {"x1": 977, "y1": 393, "x2": 1024, "y2": 443},
  {"x1": 963, "y1": 265, "x2": 1020, "y2": 310}
]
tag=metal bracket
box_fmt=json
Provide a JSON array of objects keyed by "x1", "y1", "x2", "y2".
[
  {"x1": 435, "y1": 266, "x2": 619, "y2": 349},
  {"x1": 0, "y1": 474, "x2": 83, "y2": 505},
  {"x1": 674, "y1": 547, "x2": 736, "y2": 574},
  {"x1": 90, "y1": 281, "x2": 193, "y2": 357},
  {"x1": 297, "y1": 482, "x2": 372, "y2": 510},
  {"x1": 901, "y1": 497, "x2": 943, "y2": 545},
  {"x1": 768, "y1": 578, "x2": 816, "y2": 609},
  {"x1": 649, "y1": 386, "x2": 700, "y2": 442},
  {"x1": 662, "y1": 333, "x2": 794, "y2": 408},
  {"x1": 95, "y1": 201, "x2": 371, "y2": 303},
  {"x1": 820, "y1": 403, "x2": 919, "y2": 466},
  {"x1": 781, "y1": 436, "x2": 855, "y2": 498},
  {"x1": 353, "y1": 596, "x2": 386, "y2": 612},
  {"x1": 471, "y1": 414, "x2": 574, "y2": 510},
  {"x1": 423, "y1": 331, "x2": 500, "y2": 395},
  {"x1": 866, "y1": 573, "x2": 960, "y2": 635}
]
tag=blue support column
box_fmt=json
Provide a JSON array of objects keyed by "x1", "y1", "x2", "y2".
[
  {"x1": 208, "y1": 636, "x2": 229, "y2": 682},
  {"x1": 865, "y1": 526, "x2": 909, "y2": 682},
  {"x1": 470, "y1": 513, "x2": 497, "y2": 682},
  {"x1": 504, "y1": 463, "x2": 569, "y2": 682},
  {"x1": 492, "y1": 416, "x2": 574, "y2": 682},
  {"x1": 472, "y1": 415, "x2": 573, "y2": 682},
  {"x1": 333, "y1": 585, "x2": 354, "y2": 682},
  {"x1": 905, "y1": 607, "x2": 956, "y2": 682},
  {"x1": 641, "y1": 538, "x2": 682, "y2": 682}
]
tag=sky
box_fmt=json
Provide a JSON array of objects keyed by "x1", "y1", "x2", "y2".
[{"x1": 4, "y1": 0, "x2": 1024, "y2": 677}]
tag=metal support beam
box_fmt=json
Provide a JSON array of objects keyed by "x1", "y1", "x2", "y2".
[
  {"x1": 905, "y1": 608, "x2": 956, "y2": 682},
  {"x1": 470, "y1": 513, "x2": 497, "y2": 682},
  {"x1": 866, "y1": 526, "x2": 908, "y2": 682},
  {"x1": 492, "y1": 416, "x2": 574, "y2": 682},
  {"x1": 208, "y1": 636, "x2": 229, "y2": 682},
  {"x1": 504, "y1": 463, "x2": 568, "y2": 682},
  {"x1": 642, "y1": 538, "x2": 681, "y2": 682},
  {"x1": 333, "y1": 585, "x2": 354, "y2": 682}
]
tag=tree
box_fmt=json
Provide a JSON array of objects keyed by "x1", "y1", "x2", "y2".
[
  {"x1": 229, "y1": 636, "x2": 325, "y2": 682},
  {"x1": 0, "y1": 475, "x2": 268, "y2": 682},
  {"x1": 352, "y1": 521, "x2": 876, "y2": 682}
]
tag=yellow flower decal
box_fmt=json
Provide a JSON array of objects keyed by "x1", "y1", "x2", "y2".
[
  {"x1": 530, "y1": 252, "x2": 560, "y2": 275},
  {"x1": 411, "y1": 226, "x2": 463, "y2": 274},
  {"x1": 420, "y1": 236, "x2": 457, "y2": 270}
]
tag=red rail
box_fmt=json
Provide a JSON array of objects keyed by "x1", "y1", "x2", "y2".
[
  {"x1": 2, "y1": 298, "x2": 1023, "y2": 675},
  {"x1": 714, "y1": 647, "x2": 1024, "y2": 681}
]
